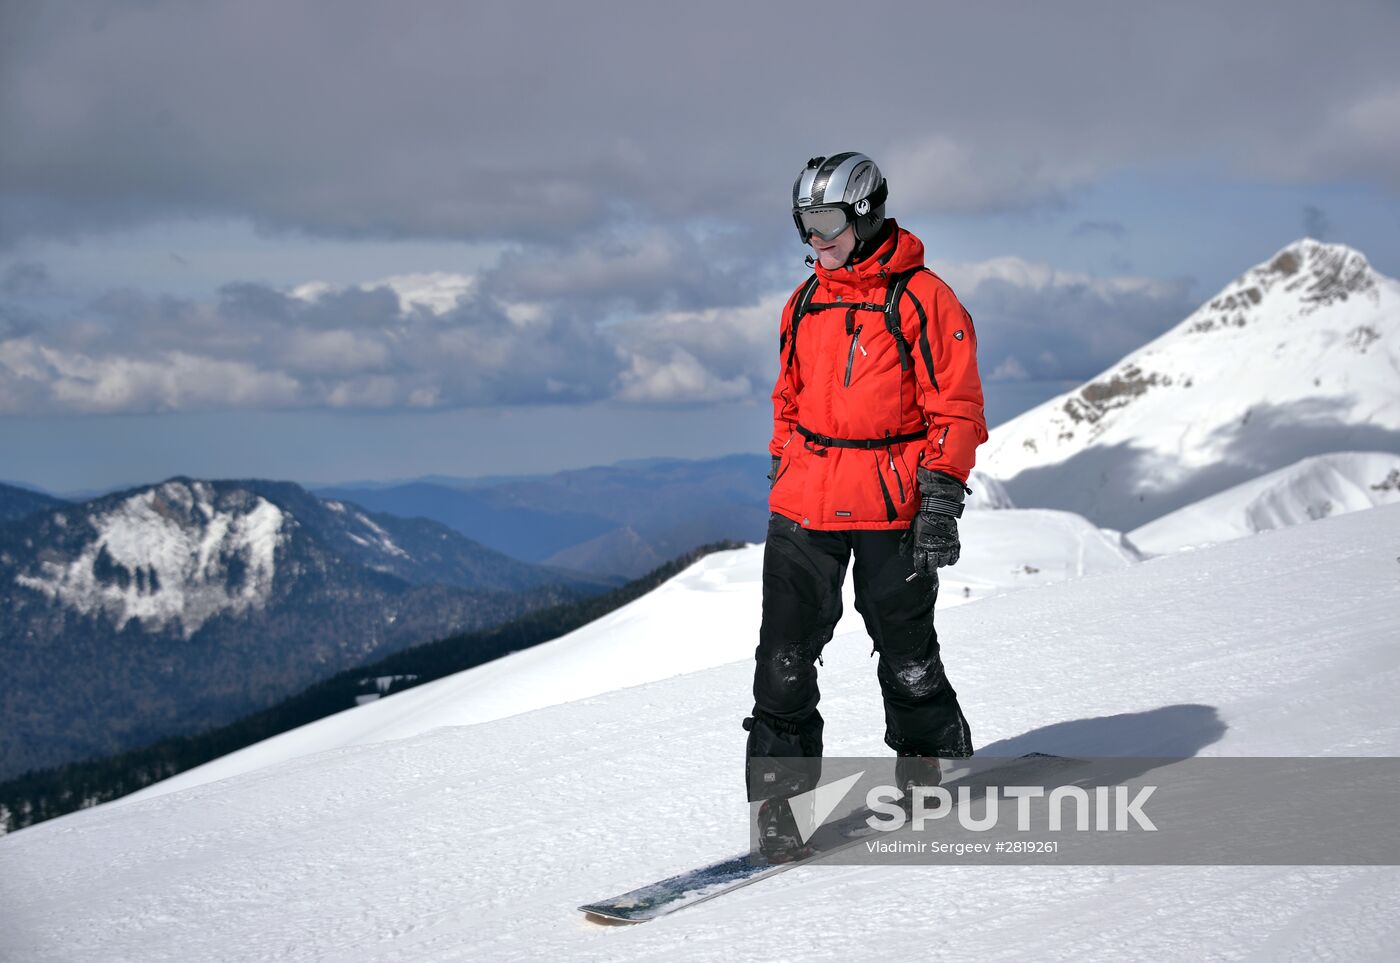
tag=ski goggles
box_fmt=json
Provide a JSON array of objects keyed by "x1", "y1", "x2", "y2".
[{"x1": 793, "y1": 205, "x2": 851, "y2": 243}]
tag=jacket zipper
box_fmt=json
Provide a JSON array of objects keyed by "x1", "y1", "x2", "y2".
[
  {"x1": 887, "y1": 448, "x2": 905, "y2": 501},
  {"x1": 844, "y1": 324, "x2": 865, "y2": 386}
]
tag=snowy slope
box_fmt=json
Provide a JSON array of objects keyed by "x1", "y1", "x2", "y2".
[
  {"x1": 4, "y1": 503, "x2": 1397, "y2": 962},
  {"x1": 1129, "y1": 450, "x2": 1400, "y2": 554},
  {"x1": 966, "y1": 468, "x2": 1014, "y2": 510},
  {"x1": 116, "y1": 507, "x2": 1137, "y2": 805},
  {"x1": 980, "y1": 238, "x2": 1400, "y2": 531}
]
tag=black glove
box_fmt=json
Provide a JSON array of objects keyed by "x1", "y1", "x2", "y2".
[
  {"x1": 905, "y1": 468, "x2": 967, "y2": 575},
  {"x1": 768, "y1": 455, "x2": 781, "y2": 490}
]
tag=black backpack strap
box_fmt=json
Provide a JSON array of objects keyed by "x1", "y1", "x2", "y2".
[
  {"x1": 783, "y1": 273, "x2": 821, "y2": 368},
  {"x1": 882, "y1": 268, "x2": 922, "y2": 372}
]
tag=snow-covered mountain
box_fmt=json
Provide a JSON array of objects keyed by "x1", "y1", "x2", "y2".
[
  {"x1": 4, "y1": 501, "x2": 1396, "y2": 961},
  {"x1": 0, "y1": 477, "x2": 604, "y2": 780},
  {"x1": 1128, "y1": 450, "x2": 1400, "y2": 554},
  {"x1": 7, "y1": 477, "x2": 587, "y2": 637},
  {"x1": 15, "y1": 481, "x2": 288, "y2": 638},
  {"x1": 980, "y1": 239, "x2": 1400, "y2": 530}
]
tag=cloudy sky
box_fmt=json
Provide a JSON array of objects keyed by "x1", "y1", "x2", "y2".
[{"x1": 3, "y1": 0, "x2": 1398, "y2": 493}]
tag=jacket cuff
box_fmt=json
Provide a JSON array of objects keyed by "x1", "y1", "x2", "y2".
[{"x1": 917, "y1": 467, "x2": 969, "y2": 501}]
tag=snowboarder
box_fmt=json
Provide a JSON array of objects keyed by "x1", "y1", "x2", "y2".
[{"x1": 748, "y1": 152, "x2": 989, "y2": 859}]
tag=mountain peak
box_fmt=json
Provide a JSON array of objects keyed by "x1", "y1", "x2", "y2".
[
  {"x1": 981, "y1": 237, "x2": 1400, "y2": 530},
  {"x1": 1171, "y1": 237, "x2": 1383, "y2": 342},
  {"x1": 14, "y1": 479, "x2": 289, "y2": 638},
  {"x1": 1232, "y1": 237, "x2": 1377, "y2": 311}
]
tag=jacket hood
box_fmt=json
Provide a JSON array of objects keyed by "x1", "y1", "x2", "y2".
[{"x1": 813, "y1": 219, "x2": 925, "y2": 296}]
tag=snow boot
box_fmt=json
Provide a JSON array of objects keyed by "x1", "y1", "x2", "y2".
[
  {"x1": 756, "y1": 796, "x2": 809, "y2": 863},
  {"x1": 895, "y1": 754, "x2": 943, "y2": 811}
]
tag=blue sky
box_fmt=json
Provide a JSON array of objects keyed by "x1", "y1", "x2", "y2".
[{"x1": 3, "y1": 1, "x2": 1398, "y2": 495}]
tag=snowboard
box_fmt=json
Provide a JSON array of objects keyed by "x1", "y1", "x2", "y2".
[{"x1": 579, "y1": 752, "x2": 1075, "y2": 924}]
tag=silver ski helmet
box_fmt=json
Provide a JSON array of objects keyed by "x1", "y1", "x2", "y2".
[{"x1": 791, "y1": 152, "x2": 888, "y2": 246}]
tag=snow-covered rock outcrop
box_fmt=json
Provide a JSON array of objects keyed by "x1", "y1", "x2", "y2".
[{"x1": 16, "y1": 480, "x2": 286, "y2": 637}]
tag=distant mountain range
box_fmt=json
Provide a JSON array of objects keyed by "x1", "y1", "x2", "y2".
[
  {"x1": 315, "y1": 453, "x2": 775, "y2": 579},
  {"x1": 0, "y1": 477, "x2": 610, "y2": 780},
  {"x1": 980, "y1": 238, "x2": 1400, "y2": 531},
  {"x1": 0, "y1": 481, "x2": 69, "y2": 522}
]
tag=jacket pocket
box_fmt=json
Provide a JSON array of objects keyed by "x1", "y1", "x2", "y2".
[
  {"x1": 930, "y1": 420, "x2": 950, "y2": 460},
  {"x1": 771, "y1": 444, "x2": 804, "y2": 506},
  {"x1": 885, "y1": 445, "x2": 906, "y2": 503},
  {"x1": 873, "y1": 453, "x2": 898, "y2": 523}
]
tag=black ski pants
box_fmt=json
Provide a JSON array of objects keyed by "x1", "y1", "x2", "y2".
[{"x1": 745, "y1": 511, "x2": 972, "y2": 801}]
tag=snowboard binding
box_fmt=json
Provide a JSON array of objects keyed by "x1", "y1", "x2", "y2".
[{"x1": 756, "y1": 796, "x2": 812, "y2": 863}]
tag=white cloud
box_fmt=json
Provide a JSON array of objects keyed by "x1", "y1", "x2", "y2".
[
  {"x1": 615, "y1": 347, "x2": 753, "y2": 404},
  {"x1": 938, "y1": 256, "x2": 1198, "y2": 382},
  {"x1": 0, "y1": 249, "x2": 1203, "y2": 414},
  {"x1": 941, "y1": 257, "x2": 1184, "y2": 303},
  {"x1": 289, "y1": 272, "x2": 475, "y2": 316},
  {"x1": 0, "y1": 340, "x2": 303, "y2": 414},
  {"x1": 280, "y1": 329, "x2": 392, "y2": 376},
  {"x1": 989, "y1": 355, "x2": 1030, "y2": 382}
]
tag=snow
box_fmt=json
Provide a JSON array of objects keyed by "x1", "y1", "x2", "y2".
[
  {"x1": 978, "y1": 239, "x2": 1400, "y2": 529},
  {"x1": 14, "y1": 480, "x2": 286, "y2": 638},
  {"x1": 966, "y1": 469, "x2": 1014, "y2": 510},
  {"x1": 1129, "y1": 450, "x2": 1400, "y2": 554},
  {"x1": 355, "y1": 511, "x2": 411, "y2": 559},
  {"x1": 110, "y1": 506, "x2": 1136, "y2": 805},
  {"x1": 3, "y1": 502, "x2": 1397, "y2": 961}
]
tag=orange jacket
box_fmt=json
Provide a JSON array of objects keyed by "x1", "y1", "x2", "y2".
[{"x1": 768, "y1": 221, "x2": 987, "y2": 531}]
